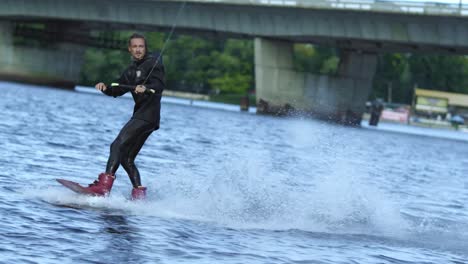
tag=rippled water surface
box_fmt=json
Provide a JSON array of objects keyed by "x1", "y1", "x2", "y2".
[{"x1": 1, "y1": 82, "x2": 468, "y2": 264}]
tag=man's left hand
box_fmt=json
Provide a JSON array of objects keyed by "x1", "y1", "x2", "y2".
[{"x1": 135, "y1": 85, "x2": 146, "y2": 94}]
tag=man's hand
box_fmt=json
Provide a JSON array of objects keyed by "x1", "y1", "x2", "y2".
[
  {"x1": 95, "y1": 82, "x2": 107, "y2": 92},
  {"x1": 135, "y1": 85, "x2": 146, "y2": 94}
]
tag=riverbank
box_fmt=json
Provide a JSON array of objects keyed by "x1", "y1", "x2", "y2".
[
  {"x1": 361, "y1": 121, "x2": 468, "y2": 142},
  {"x1": 75, "y1": 85, "x2": 257, "y2": 113}
]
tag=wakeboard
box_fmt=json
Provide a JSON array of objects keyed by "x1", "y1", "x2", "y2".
[{"x1": 56, "y1": 178, "x2": 93, "y2": 195}]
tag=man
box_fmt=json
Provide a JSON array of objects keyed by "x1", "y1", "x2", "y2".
[{"x1": 83, "y1": 33, "x2": 165, "y2": 200}]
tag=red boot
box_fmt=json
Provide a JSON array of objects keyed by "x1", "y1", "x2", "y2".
[
  {"x1": 131, "y1": 186, "x2": 147, "y2": 200},
  {"x1": 81, "y1": 173, "x2": 115, "y2": 196}
]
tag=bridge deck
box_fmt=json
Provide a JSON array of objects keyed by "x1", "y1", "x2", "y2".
[{"x1": 181, "y1": 0, "x2": 468, "y2": 17}]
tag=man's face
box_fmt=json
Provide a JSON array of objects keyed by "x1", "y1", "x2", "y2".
[{"x1": 128, "y1": 38, "x2": 146, "y2": 60}]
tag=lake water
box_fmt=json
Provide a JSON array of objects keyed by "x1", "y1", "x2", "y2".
[{"x1": 1, "y1": 82, "x2": 467, "y2": 263}]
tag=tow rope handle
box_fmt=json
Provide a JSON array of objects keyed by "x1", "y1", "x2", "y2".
[{"x1": 110, "y1": 83, "x2": 155, "y2": 94}]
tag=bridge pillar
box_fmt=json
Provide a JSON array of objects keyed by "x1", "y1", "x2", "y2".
[
  {"x1": 254, "y1": 38, "x2": 377, "y2": 125},
  {"x1": 254, "y1": 38, "x2": 304, "y2": 115},
  {"x1": 0, "y1": 22, "x2": 86, "y2": 88},
  {"x1": 333, "y1": 50, "x2": 378, "y2": 124},
  {"x1": 0, "y1": 21, "x2": 15, "y2": 72}
]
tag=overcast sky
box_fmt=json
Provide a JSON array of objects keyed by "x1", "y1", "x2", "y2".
[{"x1": 391, "y1": 0, "x2": 464, "y2": 3}]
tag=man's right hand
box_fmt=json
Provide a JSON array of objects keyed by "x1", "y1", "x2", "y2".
[{"x1": 95, "y1": 82, "x2": 107, "y2": 92}]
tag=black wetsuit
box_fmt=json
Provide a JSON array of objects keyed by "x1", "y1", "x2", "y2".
[{"x1": 102, "y1": 52, "x2": 165, "y2": 188}]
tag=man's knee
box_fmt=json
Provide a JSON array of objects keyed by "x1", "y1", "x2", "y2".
[{"x1": 110, "y1": 138, "x2": 121, "y2": 152}]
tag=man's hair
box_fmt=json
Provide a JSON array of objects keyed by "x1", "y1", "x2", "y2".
[{"x1": 128, "y1": 33, "x2": 147, "y2": 47}]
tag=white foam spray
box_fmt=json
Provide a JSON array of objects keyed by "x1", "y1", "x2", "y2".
[{"x1": 32, "y1": 118, "x2": 411, "y2": 239}]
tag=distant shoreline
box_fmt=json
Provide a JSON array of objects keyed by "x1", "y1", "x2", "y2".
[{"x1": 75, "y1": 85, "x2": 257, "y2": 114}]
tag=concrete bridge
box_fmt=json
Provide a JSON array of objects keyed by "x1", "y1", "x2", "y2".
[{"x1": 1, "y1": 0, "x2": 468, "y2": 124}]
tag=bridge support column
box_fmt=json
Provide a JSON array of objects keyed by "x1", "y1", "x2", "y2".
[
  {"x1": 0, "y1": 21, "x2": 15, "y2": 72},
  {"x1": 254, "y1": 38, "x2": 304, "y2": 115},
  {"x1": 336, "y1": 50, "x2": 378, "y2": 124},
  {"x1": 254, "y1": 38, "x2": 377, "y2": 125},
  {"x1": 0, "y1": 22, "x2": 86, "y2": 88}
]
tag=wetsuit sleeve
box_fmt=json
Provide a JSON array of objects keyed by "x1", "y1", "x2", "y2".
[{"x1": 102, "y1": 72, "x2": 130, "y2": 97}]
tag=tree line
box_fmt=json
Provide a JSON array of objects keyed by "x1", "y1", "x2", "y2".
[{"x1": 79, "y1": 32, "x2": 468, "y2": 104}]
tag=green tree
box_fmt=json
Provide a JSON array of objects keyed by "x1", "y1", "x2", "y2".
[
  {"x1": 371, "y1": 54, "x2": 412, "y2": 103},
  {"x1": 293, "y1": 44, "x2": 338, "y2": 74},
  {"x1": 408, "y1": 55, "x2": 468, "y2": 94},
  {"x1": 371, "y1": 54, "x2": 468, "y2": 104},
  {"x1": 163, "y1": 35, "x2": 218, "y2": 92},
  {"x1": 207, "y1": 40, "x2": 254, "y2": 94},
  {"x1": 79, "y1": 49, "x2": 129, "y2": 86}
]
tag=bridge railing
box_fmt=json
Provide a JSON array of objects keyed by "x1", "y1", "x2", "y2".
[{"x1": 183, "y1": 0, "x2": 468, "y2": 16}]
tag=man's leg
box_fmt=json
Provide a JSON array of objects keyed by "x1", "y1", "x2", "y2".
[
  {"x1": 106, "y1": 119, "x2": 151, "y2": 175},
  {"x1": 120, "y1": 128, "x2": 153, "y2": 188},
  {"x1": 72, "y1": 119, "x2": 151, "y2": 197}
]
